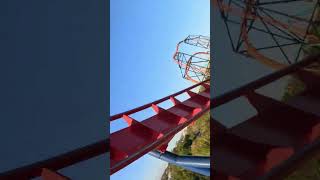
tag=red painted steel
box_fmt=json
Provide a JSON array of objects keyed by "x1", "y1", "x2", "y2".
[
  {"x1": 0, "y1": 79, "x2": 210, "y2": 179},
  {"x1": 110, "y1": 79, "x2": 210, "y2": 174},
  {"x1": 211, "y1": 55, "x2": 320, "y2": 179},
  {"x1": 2, "y1": 55, "x2": 320, "y2": 179},
  {"x1": 212, "y1": 94, "x2": 320, "y2": 178},
  {"x1": 0, "y1": 139, "x2": 107, "y2": 179},
  {"x1": 41, "y1": 168, "x2": 71, "y2": 180}
]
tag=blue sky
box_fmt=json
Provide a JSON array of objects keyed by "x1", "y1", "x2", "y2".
[{"x1": 110, "y1": 0, "x2": 209, "y2": 179}]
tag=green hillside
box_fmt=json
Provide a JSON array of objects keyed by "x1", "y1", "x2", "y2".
[{"x1": 161, "y1": 112, "x2": 210, "y2": 180}]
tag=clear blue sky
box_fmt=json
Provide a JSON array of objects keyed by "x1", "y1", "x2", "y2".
[{"x1": 110, "y1": 0, "x2": 209, "y2": 179}]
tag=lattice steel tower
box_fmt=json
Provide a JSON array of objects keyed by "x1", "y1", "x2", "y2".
[
  {"x1": 214, "y1": 0, "x2": 320, "y2": 72},
  {"x1": 173, "y1": 35, "x2": 211, "y2": 83}
]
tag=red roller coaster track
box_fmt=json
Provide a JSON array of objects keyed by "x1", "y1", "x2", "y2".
[
  {"x1": 110, "y1": 80, "x2": 210, "y2": 174},
  {"x1": 212, "y1": 54, "x2": 320, "y2": 179},
  {"x1": 0, "y1": 79, "x2": 210, "y2": 179},
  {"x1": 1, "y1": 55, "x2": 320, "y2": 179}
]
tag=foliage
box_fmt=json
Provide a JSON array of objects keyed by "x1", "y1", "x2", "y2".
[
  {"x1": 281, "y1": 76, "x2": 306, "y2": 102},
  {"x1": 161, "y1": 64, "x2": 211, "y2": 180},
  {"x1": 285, "y1": 158, "x2": 320, "y2": 180},
  {"x1": 166, "y1": 164, "x2": 209, "y2": 180},
  {"x1": 161, "y1": 112, "x2": 210, "y2": 180},
  {"x1": 302, "y1": 23, "x2": 320, "y2": 55}
]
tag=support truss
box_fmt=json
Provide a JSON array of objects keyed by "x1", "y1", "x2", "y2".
[
  {"x1": 214, "y1": 0, "x2": 320, "y2": 70},
  {"x1": 173, "y1": 35, "x2": 211, "y2": 83}
]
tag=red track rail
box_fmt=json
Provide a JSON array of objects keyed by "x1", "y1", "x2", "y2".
[
  {"x1": 0, "y1": 80, "x2": 210, "y2": 179},
  {"x1": 211, "y1": 54, "x2": 320, "y2": 179},
  {"x1": 0, "y1": 139, "x2": 108, "y2": 180},
  {"x1": 3, "y1": 54, "x2": 320, "y2": 179},
  {"x1": 110, "y1": 79, "x2": 210, "y2": 174}
]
